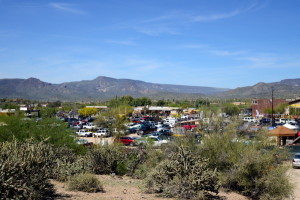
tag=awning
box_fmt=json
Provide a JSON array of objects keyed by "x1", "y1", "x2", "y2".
[{"x1": 268, "y1": 126, "x2": 297, "y2": 136}]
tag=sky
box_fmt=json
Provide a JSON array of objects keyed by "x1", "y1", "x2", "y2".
[{"x1": 0, "y1": 0, "x2": 299, "y2": 89}]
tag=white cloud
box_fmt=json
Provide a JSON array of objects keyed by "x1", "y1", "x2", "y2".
[
  {"x1": 49, "y1": 2, "x2": 84, "y2": 14},
  {"x1": 194, "y1": 1, "x2": 268, "y2": 22},
  {"x1": 210, "y1": 50, "x2": 245, "y2": 56},
  {"x1": 194, "y1": 10, "x2": 241, "y2": 22},
  {"x1": 180, "y1": 44, "x2": 207, "y2": 49},
  {"x1": 135, "y1": 26, "x2": 180, "y2": 36},
  {"x1": 104, "y1": 39, "x2": 136, "y2": 46},
  {"x1": 238, "y1": 54, "x2": 279, "y2": 68}
]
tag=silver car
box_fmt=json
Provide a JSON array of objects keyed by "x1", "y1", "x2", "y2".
[{"x1": 292, "y1": 153, "x2": 300, "y2": 168}]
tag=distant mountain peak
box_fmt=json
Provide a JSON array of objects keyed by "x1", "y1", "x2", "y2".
[{"x1": 1, "y1": 76, "x2": 299, "y2": 101}]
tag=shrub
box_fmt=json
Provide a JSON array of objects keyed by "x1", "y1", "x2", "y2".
[
  {"x1": 51, "y1": 156, "x2": 89, "y2": 182},
  {"x1": 223, "y1": 147, "x2": 293, "y2": 199},
  {"x1": 85, "y1": 144, "x2": 126, "y2": 175},
  {"x1": 199, "y1": 128, "x2": 293, "y2": 199},
  {"x1": 67, "y1": 173, "x2": 104, "y2": 193},
  {"x1": 132, "y1": 149, "x2": 164, "y2": 179},
  {"x1": 0, "y1": 139, "x2": 55, "y2": 199},
  {"x1": 146, "y1": 145, "x2": 220, "y2": 199},
  {"x1": 0, "y1": 116, "x2": 86, "y2": 154}
]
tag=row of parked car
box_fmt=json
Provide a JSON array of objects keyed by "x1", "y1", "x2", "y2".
[
  {"x1": 76, "y1": 128, "x2": 111, "y2": 137},
  {"x1": 243, "y1": 117, "x2": 300, "y2": 126},
  {"x1": 117, "y1": 131, "x2": 171, "y2": 147}
]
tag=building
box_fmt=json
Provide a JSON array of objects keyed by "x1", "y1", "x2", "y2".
[
  {"x1": 251, "y1": 98, "x2": 289, "y2": 117},
  {"x1": 133, "y1": 106, "x2": 182, "y2": 116},
  {"x1": 288, "y1": 99, "x2": 300, "y2": 117}
]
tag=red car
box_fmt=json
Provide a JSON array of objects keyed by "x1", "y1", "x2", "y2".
[
  {"x1": 118, "y1": 136, "x2": 137, "y2": 146},
  {"x1": 182, "y1": 125, "x2": 196, "y2": 130}
]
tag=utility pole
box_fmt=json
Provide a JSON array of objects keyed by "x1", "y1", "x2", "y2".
[{"x1": 271, "y1": 87, "x2": 275, "y2": 127}]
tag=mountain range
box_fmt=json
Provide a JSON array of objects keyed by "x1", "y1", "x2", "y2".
[{"x1": 0, "y1": 76, "x2": 299, "y2": 101}]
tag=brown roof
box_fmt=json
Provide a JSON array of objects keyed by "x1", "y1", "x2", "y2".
[{"x1": 268, "y1": 126, "x2": 297, "y2": 136}]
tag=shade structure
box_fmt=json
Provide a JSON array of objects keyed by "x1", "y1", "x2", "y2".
[
  {"x1": 283, "y1": 123, "x2": 299, "y2": 130},
  {"x1": 268, "y1": 126, "x2": 297, "y2": 136}
]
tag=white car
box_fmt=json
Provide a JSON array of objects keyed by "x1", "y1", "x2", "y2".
[
  {"x1": 242, "y1": 117, "x2": 258, "y2": 123},
  {"x1": 83, "y1": 123, "x2": 97, "y2": 129},
  {"x1": 135, "y1": 136, "x2": 169, "y2": 147},
  {"x1": 127, "y1": 123, "x2": 140, "y2": 129},
  {"x1": 76, "y1": 129, "x2": 93, "y2": 137},
  {"x1": 292, "y1": 153, "x2": 300, "y2": 168},
  {"x1": 93, "y1": 129, "x2": 110, "y2": 137}
]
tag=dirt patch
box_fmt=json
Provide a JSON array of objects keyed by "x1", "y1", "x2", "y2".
[
  {"x1": 52, "y1": 175, "x2": 172, "y2": 200},
  {"x1": 52, "y1": 175, "x2": 249, "y2": 200}
]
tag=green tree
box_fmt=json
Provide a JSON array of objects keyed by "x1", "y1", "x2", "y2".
[
  {"x1": 132, "y1": 97, "x2": 152, "y2": 107},
  {"x1": 95, "y1": 105, "x2": 132, "y2": 137},
  {"x1": 39, "y1": 107, "x2": 57, "y2": 118},
  {"x1": 78, "y1": 107, "x2": 98, "y2": 118},
  {"x1": 222, "y1": 103, "x2": 240, "y2": 116},
  {"x1": 0, "y1": 116, "x2": 85, "y2": 154},
  {"x1": 156, "y1": 99, "x2": 167, "y2": 106}
]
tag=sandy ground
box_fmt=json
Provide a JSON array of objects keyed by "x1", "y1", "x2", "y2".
[
  {"x1": 73, "y1": 136, "x2": 300, "y2": 200},
  {"x1": 287, "y1": 167, "x2": 300, "y2": 200},
  {"x1": 52, "y1": 175, "x2": 249, "y2": 200}
]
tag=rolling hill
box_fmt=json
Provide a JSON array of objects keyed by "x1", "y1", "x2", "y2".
[
  {"x1": 0, "y1": 76, "x2": 228, "y2": 101},
  {"x1": 1, "y1": 76, "x2": 299, "y2": 101}
]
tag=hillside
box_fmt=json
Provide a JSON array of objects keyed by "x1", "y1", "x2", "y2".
[
  {"x1": 0, "y1": 76, "x2": 228, "y2": 101},
  {"x1": 1, "y1": 77, "x2": 300, "y2": 101},
  {"x1": 217, "y1": 79, "x2": 300, "y2": 99}
]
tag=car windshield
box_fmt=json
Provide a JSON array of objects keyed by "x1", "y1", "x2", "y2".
[{"x1": 295, "y1": 154, "x2": 300, "y2": 159}]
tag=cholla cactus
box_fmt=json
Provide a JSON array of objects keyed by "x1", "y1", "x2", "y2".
[
  {"x1": 0, "y1": 139, "x2": 55, "y2": 199},
  {"x1": 146, "y1": 145, "x2": 220, "y2": 199}
]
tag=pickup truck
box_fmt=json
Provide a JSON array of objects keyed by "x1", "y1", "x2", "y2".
[
  {"x1": 93, "y1": 129, "x2": 111, "y2": 137},
  {"x1": 76, "y1": 129, "x2": 93, "y2": 137},
  {"x1": 83, "y1": 123, "x2": 97, "y2": 130}
]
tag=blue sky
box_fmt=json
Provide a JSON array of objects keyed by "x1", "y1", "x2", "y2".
[{"x1": 0, "y1": 0, "x2": 299, "y2": 89}]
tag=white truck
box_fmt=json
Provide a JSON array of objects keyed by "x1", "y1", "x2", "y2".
[
  {"x1": 242, "y1": 117, "x2": 258, "y2": 123},
  {"x1": 76, "y1": 129, "x2": 93, "y2": 137},
  {"x1": 93, "y1": 129, "x2": 111, "y2": 137}
]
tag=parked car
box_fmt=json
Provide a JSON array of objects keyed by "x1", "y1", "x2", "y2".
[
  {"x1": 93, "y1": 129, "x2": 110, "y2": 137},
  {"x1": 242, "y1": 117, "x2": 258, "y2": 123},
  {"x1": 260, "y1": 118, "x2": 271, "y2": 124},
  {"x1": 181, "y1": 124, "x2": 196, "y2": 130},
  {"x1": 135, "y1": 136, "x2": 169, "y2": 147},
  {"x1": 292, "y1": 153, "x2": 300, "y2": 168},
  {"x1": 118, "y1": 136, "x2": 137, "y2": 146},
  {"x1": 83, "y1": 123, "x2": 97, "y2": 130},
  {"x1": 76, "y1": 138, "x2": 93, "y2": 147},
  {"x1": 76, "y1": 129, "x2": 93, "y2": 137},
  {"x1": 126, "y1": 127, "x2": 137, "y2": 134},
  {"x1": 128, "y1": 123, "x2": 140, "y2": 128}
]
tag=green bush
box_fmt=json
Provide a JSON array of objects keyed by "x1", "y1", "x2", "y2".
[
  {"x1": 0, "y1": 116, "x2": 86, "y2": 154},
  {"x1": 146, "y1": 145, "x2": 220, "y2": 199},
  {"x1": 0, "y1": 139, "x2": 55, "y2": 199},
  {"x1": 133, "y1": 149, "x2": 164, "y2": 179},
  {"x1": 199, "y1": 129, "x2": 293, "y2": 199},
  {"x1": 51, "y1": 156, "x2": 89, "y2": 182},
  {"x1": 85, "y1": 144, "x2": 126, "y2": 175},
  {"x1": 223, "y1": 147, "x2": 293, "y2": 199},
  {"x1": 67, "y1": 173, "x2": 104, "y2": 193}
]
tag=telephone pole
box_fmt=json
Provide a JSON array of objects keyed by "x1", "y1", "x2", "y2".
[{"x1": 271, "y1": 87, "x2": 275, "y2": 127}]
